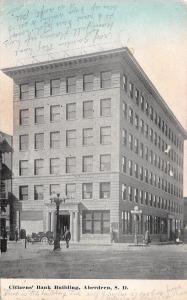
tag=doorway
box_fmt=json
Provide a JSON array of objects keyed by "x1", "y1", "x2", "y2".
[{"x1": 59, "y1": 215, "x2": 70, "y2": 238}]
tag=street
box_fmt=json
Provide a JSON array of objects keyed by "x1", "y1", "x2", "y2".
[{"x1": 0, "y1": 241, "x2": 187, "y2": 279}]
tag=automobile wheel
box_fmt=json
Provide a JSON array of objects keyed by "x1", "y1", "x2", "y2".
[{"x1": 41, "y1": 237, "x2": 48, "y2": 244}]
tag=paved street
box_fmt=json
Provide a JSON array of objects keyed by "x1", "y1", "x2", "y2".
[{"x1": 0, "y1": 241, "x2": 187, "y2": 279}]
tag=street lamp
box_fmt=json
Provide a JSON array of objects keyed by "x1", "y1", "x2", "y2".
[
  {"x1": 50, "y1": 193, "x2": 68, "y2": 251},
  {"x1": 131, "y1": 206, "x2": 142, "y2": 245}
]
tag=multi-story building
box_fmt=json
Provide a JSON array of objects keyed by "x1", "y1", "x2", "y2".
[
  {"x1": 0, "y1": 131, "x2": 13, "y2": 240},
  {"x1": 2, "y1": 48, "x2": 187, "y2": 243},
  {"x1": 183, "y1": 197, "x2": 187, "y2": 230}
]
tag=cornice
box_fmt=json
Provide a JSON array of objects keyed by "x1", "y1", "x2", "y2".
[
  {"x1": 2, "y1": 47, "x2": 187, "y2": 138},
  {"x1": 2, "y1": 48, "x2": 126, "y2": 78}
]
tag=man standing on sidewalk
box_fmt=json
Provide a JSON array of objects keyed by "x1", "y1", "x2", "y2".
[
  {"x1": 64, "y1": 228, "x2": 71, "y2": 248},
  {"x1": 15, "y1": 228, "x2": 18, "y2": 242}
]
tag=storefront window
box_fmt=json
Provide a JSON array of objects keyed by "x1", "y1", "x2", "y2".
[{"x1": 82, "y1": 210, "x2": 110, "y2": 234}]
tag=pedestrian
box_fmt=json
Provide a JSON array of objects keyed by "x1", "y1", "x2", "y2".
[
  {"x1": 64, "y1": 228, "x2": 71, "y2": 248},
  {"x1": 144, "y1": 230, "x2": 151, "y2": 245},
  {"x1": 111, "y1": 228, "x2": 115, "y2": 243},
  {"x1": 15, "y1": 228, "x2": 18, "y2": 242}
]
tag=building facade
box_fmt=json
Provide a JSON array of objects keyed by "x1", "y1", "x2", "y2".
[
  {"x1": 0, "y1": 132, "x2": 13, "y2": 240},
  {"x1": 183, "y1": 197, "x2": 187, "y2": 230},
  {"x1": 3, "y1": 48, "x2": 187, "y2": 243}
]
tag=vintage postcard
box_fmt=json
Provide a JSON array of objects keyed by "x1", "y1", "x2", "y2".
[{"x1": 0, "y1": 0, "x2": 187, "y2": 299}]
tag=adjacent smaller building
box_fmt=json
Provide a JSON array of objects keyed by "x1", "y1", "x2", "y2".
[
  {"x1": 183, "y1": 197, "x2": 187, "y2": 230},
  {"x1": 0, "y1": 131, "x2": 13, "y2": 240}
]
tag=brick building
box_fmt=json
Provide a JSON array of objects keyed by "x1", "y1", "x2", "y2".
[
  {"x1": 0, "y1": 131, "x2": 13, "y2": 240},
  {"x1": 2, "y1": 48, "x2": 187, "y2": 243}
]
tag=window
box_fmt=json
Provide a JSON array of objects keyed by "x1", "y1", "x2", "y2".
[
  {"x1": 34, "y1": 159, "x2": 44, "y2": 175},
  {"x1": 149, "y1": 150, "x2": 153, "y2": 164},
  {"x1": 66, "y1": 103, "x2": 76, "y2": 120},
  {"x1": 83, "y1": 128, "x2": 93, "y2": 146},
  {"x1": 100, "y1": 126, "x2": 111, "y2": 145},
  {"x1": 135, "y1": 114, "x2": 139, "y2": 129},
  {"x1": 134, "y1": 138, "x2": 139, "y2": 154},
  {"x1": 50, "y1": 158, "x2": 60, "y2": 174},
  {"x1": 122, "y1": 211, "x2": 132, "y2": 234},
  {"x1": 154, "y1": 153, "x2": 157, "y2": 167},
  {"x1": 145, "y1": 124, "x2": 149, "y2": 138},
  {"x1": 82, "y1": 183, "x2": 93, "y2": 199},
  {"x1": 154, "y1": 112, "x2": 158, "y2": 125},
  {"x1": 50, "y1": 131, "x2": 60, "y2": 149},
  {"x1": 83, "y1": 74, "x2": 93, "y2": 91},
  {"x1": 122, "y1": 156, "x2": 127, "y2": 173},
  {"x1": 101, "y1": 71, "x2": 111, "y2": 88},
  {"x1": 135, "y1": 89, "x2": 139, "y2": 105},
  {"x1": 66, "y1": 130, "x2": 76, "y2": 147},
  {"x1": 50, "y1": 105, "x2": 60, "y2": 122},
  {"x1": 140, "y1": 190, "x2": 143, "y2": 205},
  {"x1": 100, "y1": 98, "x2": 111, "y2": 117},
  {"x1": 66, "y1": 184, "x2": 76, "y2": 199},
  {"x1": 140, "y1": 96, "x2": 144, "y2": 111},
  {"x1": 153, "y1": 195, "x2": 157, "y2": 207},
  {"x1": 140, "y1": 119, "x2": 144, "y2": 134},
  {"x1": 50, "y1": 79, "x2": 60, "y2": 95},
  {"x1": 83, "y1": 156, "x2": 93, "y2": 172},
  {"x1": 83, "y1": 101, "x2": 93, "y2": 118},
  {"x1": 20, "y1": 109, "x2": 29, "y2": 125},
  {"x1": 145, "y1": 100, "x2": 149, "y2": 116},
  {"x1": 134, "y1": 188, "x2": 138, "y2": 203},
  {"x1": 122, "y1": 184, "x2": 127, "y2": 200},
  {"x1": 145, "y1": 169, "x2": 148, "y2": 183},
  {"x1": 154, "y1": 132, "x2": 157, "y2": 146},
  {"x1": 50, "y1": 184, "x2": 60, "y2": 195},
  {"x1": 149, "y1": 128, "x2": 153, "y2": 142},
  {"x1": 122, "y1": 74, "x2": 127, "y2": 91},
  {"x1": 150, "y1": 106, "x2": 153, "y2": 120},
  {"x1": 149, "y1": 194, "x2": 153, "y2": 206},
  {"x1": 129, "y1": 160, "x2": 133, "y2": 176},
  {"x1": 35, "y1": 81, "x2": 44, "y2": 98},
  {"x1": 140, "y1": 166, "x2": 143, "y2": 181},
  {"x1": 66, "y1": 157, "x2": 76, "y2": 173},
  {"x1": 149, "y1": 172, "x2": 153, "y2": 185},
  {"x1": 122, "y1": 101, "x2": 127, "y2": 118},
  {"x1": 129, "y1": 82, "x2": 134, "y2": 98},
  {"x1": 20, "y1": 84, "x2": 29, "y2": 100},
  {"x1": 145, "y1": 146, "x2": 148, "y2": 161},
  {"x1": 19, "y1": 186, "x2": 28, "y2": 200},
  {"x1": 140, "y1": 143, "x2": 144, "y2": 158},
  {"x1": 35, "y1": 133, "x2": 44, "y2": 150},
  {"x1": 128, "y1": 186, "x2": 133, "y2": 201},
  {"x1": 122, "y1": 129, "x2": 127, "y2": 145},
  {"x1": 100, "y1": 154, "x2": 111, "y2": 171},
  {"x1": 145, "y1": 191, "x2": 148, "y2": 205},
  {"x1": 82, "y1": 211, "x2": 110, "y2": 234},
  {"x1": 100, "y1": 182, "x2": 110, "y2": 199},
  {"x1": 128, "y1": 108, "x2": 133, "y2": 124},
  {"x1": 35, "y1": 107, "x2": 44, "y2": 124},
  {"x1": 66, "y1": 76, "x2": 76, "y2": 93},
  {"x1": 134, "y1": 163, "x2": 138, "y2": 178},
  {"x1": 19, "y1": 160, "x2": 28, "y2": 176},
  {"x1": 129, "y1": 133, "x2": 133, "y2": 150},
  {"x1": 19, "y1": 134, "x2": 29, "y2": 151},
  {"x1": 34, "y1": 185, "x2": 44, "y2": 200},
  {"x1": 158, "y1": 136, "x2": 161, "y2": 149}
]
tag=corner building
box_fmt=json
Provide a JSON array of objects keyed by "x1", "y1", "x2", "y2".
[{"x1": 3, "y1": 48, "x2": 187, "y2": 243}]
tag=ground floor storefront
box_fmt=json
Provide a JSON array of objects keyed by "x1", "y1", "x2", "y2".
[{"x1": 15, "y1": 202, "x2": 183, "y2": 243}]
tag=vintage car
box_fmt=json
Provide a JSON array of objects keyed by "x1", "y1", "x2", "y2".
[{"x1": 26, "y1": 231, "x2": 54, "y2": 244}]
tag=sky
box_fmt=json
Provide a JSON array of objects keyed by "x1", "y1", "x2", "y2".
[{"x1": 0, "y1": 0, "x2": 187, "y2": 194}]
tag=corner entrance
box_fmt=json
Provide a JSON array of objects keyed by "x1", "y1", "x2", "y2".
[{"x1": 59, "y1": 215, "x2": 70, "y2": 237}]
